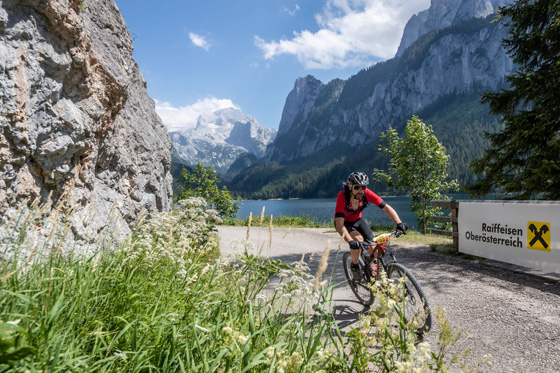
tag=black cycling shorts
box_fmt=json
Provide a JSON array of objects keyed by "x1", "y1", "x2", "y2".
[{"x1": 343, "y1": 218, "x2": 374, "y2": 243}]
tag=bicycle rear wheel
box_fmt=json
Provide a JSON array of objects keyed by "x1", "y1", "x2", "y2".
[
  {"x1": 342, "y1": 252, "x2": 374, "y2": 306},
  {"x1": 386, "y1": 262, "x2": 432, "y2": 338}
]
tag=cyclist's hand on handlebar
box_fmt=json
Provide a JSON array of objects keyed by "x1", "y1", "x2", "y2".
[
  {"x1": 396, "y1": 222, "x2": 408, "y2": 235},
  {"x1": 349, "y1": 241, "x2": 361, "y2": 250}
]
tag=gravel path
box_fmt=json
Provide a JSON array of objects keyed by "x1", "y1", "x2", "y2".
[{"x1": 217, "y1": 226, "x2": 560, "y2": 372}]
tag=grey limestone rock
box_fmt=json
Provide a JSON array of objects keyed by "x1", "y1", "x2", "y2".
[
  {"x1": 397, "y1": 0, "x2": 514, "y2": 57},
  {"x1": 0, "y1": 0, "x2": 173, "y2": 248}
]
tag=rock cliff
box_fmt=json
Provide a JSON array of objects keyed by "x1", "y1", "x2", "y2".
[
  {"x1": 276, "y1": 75, "x2": 324, "y2": 137},
  {"x1": 397, "y1": 0, "x2": 513, "y2": 56},
  {"x1": 0, "y1": 0, "x2": 173, "y2": 244}
]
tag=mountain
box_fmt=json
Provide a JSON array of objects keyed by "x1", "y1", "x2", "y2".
[
  {"x1": 170, "y1": 107, "x2": 276, "y2": 174},
  {"x1": 0, "y1": 0, "x2": 172, "y2": 243},
  {"x1": 230, "y1": 0, "x2": 516, "y2": 198},
  {"x1": 396, "y1": 0, "x2": 512, "y2": 57}
]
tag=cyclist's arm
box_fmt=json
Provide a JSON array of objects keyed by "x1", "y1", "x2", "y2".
[
  {"x1": 382, "y1": 204, "x2": 402, "y2": 225},
  {"x1": 334, "y1": 190, "x2": 353, "y2": 242},
  {"x1": 334, "y1": 217, "x2": 353, "y2": 243}
]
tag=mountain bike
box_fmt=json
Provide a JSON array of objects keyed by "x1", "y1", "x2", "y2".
[{"x1": 342, "y1": 230, "x2": 432, "y2": 337}]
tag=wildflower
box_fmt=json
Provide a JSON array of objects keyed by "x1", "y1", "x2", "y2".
[
  {"x1": 265, "y1": 346, "x2": 276, "y2": 364},
  {"x1": 417, "y1": 342, "x2": 431, "y2": 360},
  {"x1": 205, "y1": 209, "x2": 222, "y2": 223},
  {"x1": 358, "y1": 316, "x2": 371, "y2": 330},
  {"x1": 395, "y1": 361, "x2": 413, "y2": 373},
  {"x1": 266, "y1": 347, "x2": 275, "y2": 359},
  {"x1": 237, "y1": 334, "x2": 248, "y2": 345},
  {"x1": 315, "y1": 349, "x2": 328, "y2": 364}
]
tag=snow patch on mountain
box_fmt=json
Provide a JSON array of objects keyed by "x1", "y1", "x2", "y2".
[{"x1": 170, "y1": 107, "x2": 276, "y2": 173}]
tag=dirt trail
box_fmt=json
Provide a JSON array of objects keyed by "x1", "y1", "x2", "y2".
[{"x1": 217, "y1": 226, "x2": 560, "y2": 372}]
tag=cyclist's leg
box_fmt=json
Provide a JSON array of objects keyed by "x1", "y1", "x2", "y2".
[
  {"x1": 344, "y1": 220, "x2": 365, "y2": 265},
  {"x1": 353, "y1": 219, "x2": 378, "y2": 276},
  {"x1": 353, "y1": 219, "x2": 374, "y2": 250}
]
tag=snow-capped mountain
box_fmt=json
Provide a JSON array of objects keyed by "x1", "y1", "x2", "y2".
[{"x1": 170, "y1": 107, "x2": 276, "y2": 173}]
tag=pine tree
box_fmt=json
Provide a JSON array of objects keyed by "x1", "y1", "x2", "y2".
[{"x1": 468, "y1": 0, "x2": 560, "y2": 199}]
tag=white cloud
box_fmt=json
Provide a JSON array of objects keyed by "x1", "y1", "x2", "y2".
[
  {"x1": 189, "y1": 32, "x2": 211, "y2": 51},
  {"x1": 156, "y1": 97, "x2": 239, "y2": 132},
  {"x1": 284, "y1": 4, "x2": 300, "y2": 16},
  {"x1": 256, "y1": 0, "x2": 430, "y2": 69}
]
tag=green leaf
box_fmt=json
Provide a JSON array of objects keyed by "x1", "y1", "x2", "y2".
[{"x1": 376, "y1": 115, "x2": 459, "y2": 233}]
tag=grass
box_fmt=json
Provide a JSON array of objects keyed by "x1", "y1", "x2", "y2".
[
  {"x1": 222, "y1": 214, "x2": 331, "y2": 228},
  {"x1": 0, "y1": 197, "x2": 486, "y2": 372},
  {"x1": 379, "y1": 230, "x2": 453, "y2": 247},
  {"x1": 224, "y1": 214, "x2": 454, "y2": 243}
]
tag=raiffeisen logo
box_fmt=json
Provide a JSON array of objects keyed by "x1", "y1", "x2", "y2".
[
  {"x1": 464, "y1": 222, "x2": 524, "y2": 248},
  {"x1": 527, "y1": 222, "x2": 551, "y2": 252}
]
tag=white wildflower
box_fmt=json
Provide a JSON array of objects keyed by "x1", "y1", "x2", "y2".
[
  {"x1": 358, "y1": 316, "x2": 371, "y2": 330},
  {"x1": 237, "y1": 334, "x2": 248, "y2": 345},
  {"x1": 417, "y1": 342, "x2": 431, "y2": 360},
  {"x1": 266, "y1": 346, "x2": 275, "y2": 360}
]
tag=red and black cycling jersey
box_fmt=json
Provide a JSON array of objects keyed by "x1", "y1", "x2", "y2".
[{"x1": 334, "y1": 187, "x2": 386, "y2": 223}]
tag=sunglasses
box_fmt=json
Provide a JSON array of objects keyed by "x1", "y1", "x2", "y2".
[{"x1": 353, "y1": 185, "x2": 366, "y2": 191}]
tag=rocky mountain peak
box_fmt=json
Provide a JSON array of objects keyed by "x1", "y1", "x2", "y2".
[
  {"x1": 277, "y1": 75, "x2": 324, "y2": 136},
  {"x1": 170, "y1": 106, "x2": 276, "y2": 173},
  {"x1": 397, "y1": 0, "x2": 514, "y2": 57}
]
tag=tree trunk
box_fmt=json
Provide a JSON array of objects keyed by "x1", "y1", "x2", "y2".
[{"x1": 421, "y1": 195, "x2": 425, "y2": 234}]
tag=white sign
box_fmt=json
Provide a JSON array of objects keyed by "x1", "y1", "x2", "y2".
[{"x1": 458, "y1": 201, "x2": 560, "y2": 274}]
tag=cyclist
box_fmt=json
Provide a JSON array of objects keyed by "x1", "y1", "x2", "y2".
[{"x1": 334, "y1": 171, "x2": 408, "y2": 280}]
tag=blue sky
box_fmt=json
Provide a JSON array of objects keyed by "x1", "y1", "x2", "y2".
[{"x1": 114, "y1": 0, "x2": 430, "y2": 131}]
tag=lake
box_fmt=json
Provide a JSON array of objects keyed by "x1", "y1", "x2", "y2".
[{"x1": 235, "y1": 194, "x2": 472, "y2": 230}]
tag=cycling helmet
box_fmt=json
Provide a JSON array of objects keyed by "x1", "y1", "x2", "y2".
[{"x1": 347, "y1": 172, "x2": 369, "y2": 186}]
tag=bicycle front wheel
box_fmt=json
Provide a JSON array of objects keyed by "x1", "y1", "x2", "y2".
[
  {"x1": 386, "y1": 262, "x2": 432, "y2": 338},
  {"x1": 342, "y1": 252, "x2": 374, "y2": 306}
]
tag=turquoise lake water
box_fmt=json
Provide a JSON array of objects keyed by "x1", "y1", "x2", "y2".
[{"x1": 235, "y1": 194, "x2": 473, "y2": 230}]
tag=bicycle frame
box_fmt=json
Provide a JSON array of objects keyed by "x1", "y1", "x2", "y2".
[{"x1": 359, "y1": 230, "x2": 401, "y2": 280}]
